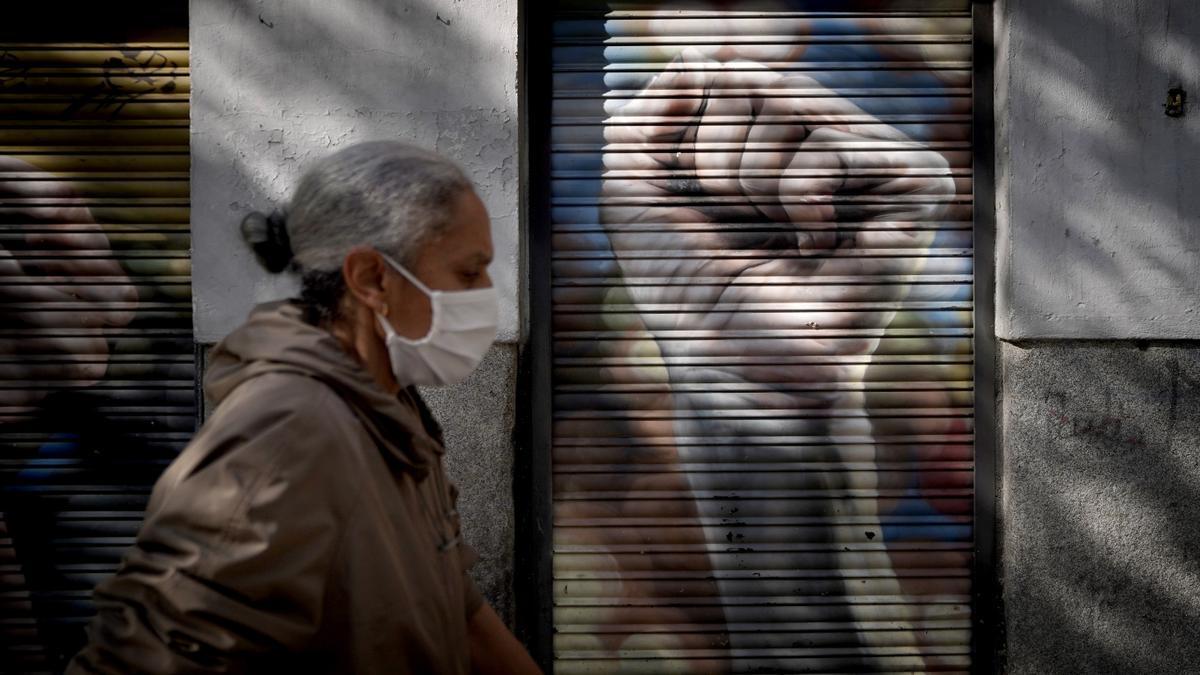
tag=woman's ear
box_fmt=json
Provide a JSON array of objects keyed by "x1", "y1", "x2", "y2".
[{"x1": 342, "y1": 247, "x2": 388, "y2": 313}]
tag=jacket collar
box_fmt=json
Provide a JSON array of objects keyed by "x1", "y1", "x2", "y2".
[{"x1": 204, "y1": 301, "x2": 443, "y2": 477}]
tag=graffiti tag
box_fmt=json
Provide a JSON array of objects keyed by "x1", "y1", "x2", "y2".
[
  {"x1": 62, "y1": 49, "x2": 181, "y2": 120},
  {"x1": 1045, "y1": 390, "x2": 1147, "y2": 451}
]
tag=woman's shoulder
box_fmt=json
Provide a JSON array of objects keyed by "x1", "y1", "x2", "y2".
[
  {"x1": 205, "y1": 371, "x2": 358, "y2": 445},
  {"x1": 213, "y1": 369, "x2": 347, "y2": 415},
  {"x1": 164, "y1": 372, "x2": 367, "y2": 508}
]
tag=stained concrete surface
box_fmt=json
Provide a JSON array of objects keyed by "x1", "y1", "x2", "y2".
[
  {"x1": 1001, "y1": 342, "x2": 1200, "y2": 673},
  {"x1": 421, "y1": 344, "x2": 518, "y2": 623},
  {"x1": 995, "y1": 0, "x2": 1200, "y2": 339}
]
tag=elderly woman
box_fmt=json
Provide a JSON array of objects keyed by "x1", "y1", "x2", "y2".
[{"x1": 67, "y1": 142, "x2": 540, "y2": 675}]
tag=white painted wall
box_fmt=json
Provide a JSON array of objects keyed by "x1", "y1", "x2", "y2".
[
  {"x1": 996, "y1": 0, "x2": 1200, "y2": 339},
  {"x1": 190, "y1": 0, "x2": 519, "y2": 343}
]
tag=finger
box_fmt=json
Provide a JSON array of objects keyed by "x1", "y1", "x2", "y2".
[
  {"x1": 0, "y1": 156, "x2": 45, "y2": 174},
  {"x1": 0, "y1": 352, "x2": 109, "y2": 386},
  {"x1": 757, "y1": 73, "x2": 918, "y2": 133},
  {"x1": 0, "y1": 178, "x2": 87, "y2": 200},
  {"x1": 830, "y1": 130, "x2": 956, "y2": 226},
  {"x1": 3, "y1": 291, "x2": 124, "y2": 329},
  {"x1": 11, "y1": 222, "x2": 138, "y2": 313},
  {"x1": 757, "y1": 79, "x2": 950, "y2": 200},
  {"x1": 728, "y1": 93, "x2": 818, "y2": 223},
  {"x1": 604, "y1": 50, "x2": 716, "y2": 145},
  {"x1": 21, "y1": 224, "x2": 111, "y2": 252},
  {"x1": 0, "y1": 203, "x2": 95, "y2": 228},
  {"x1": 11, "y1": 255, "x2": 130, "y2": 279},
  {"x1": 2, "y1": 248, "x2": 135, "y2": 330},
  {"x1": 693, "y1": 62, "x2": 782, "y2": 196}
]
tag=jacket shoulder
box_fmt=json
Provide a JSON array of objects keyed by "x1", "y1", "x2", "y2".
[
  {"x1": 154, "y1": 372, "x2": 366, "y2": 518},
  {"x1": 204, "y1": 371, "x2": 360, "y2": 452}
]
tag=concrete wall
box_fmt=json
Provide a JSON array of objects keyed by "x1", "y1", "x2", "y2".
[
  {"x1": 421, "y1": 345, "x2": 518, "y2": 624},
  {"x1": 190, "y1": 0, "x2": 520, "y2": 343},
  {"x1": 996, "y1": 0, "x2": 1200, "y2": 339},
  {"x1": 996, "y1": 1, "x2": 1200, "y2": 671},
  {"x1": 1001, "y1": 344, "x2": 1200, "y2": 672},
  {"x1": 189, "y1": 0, "x2": 521, "y2": 618}
]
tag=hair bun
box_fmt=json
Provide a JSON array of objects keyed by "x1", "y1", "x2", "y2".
[{"x1": 240, "y1": 209, "x2": 294, "y2": 273}]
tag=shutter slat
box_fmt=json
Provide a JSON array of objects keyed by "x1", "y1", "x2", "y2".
[
  {"x1": 1, "y1": 28, "x2": 193, "y2": 671},
  {"x1": 548, "y1": 4, "x2": 974, "y2": 670}
]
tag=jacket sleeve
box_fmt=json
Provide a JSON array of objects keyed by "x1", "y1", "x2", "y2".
[{"x1": 68, "y1": 378, "x2": 349, "y2": 674}]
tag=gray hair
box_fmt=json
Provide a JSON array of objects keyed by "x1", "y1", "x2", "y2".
[
  {"x1": 287, "y1": 140, "x2": 472, "y2": 270},
  {"x1": 240, "y1": 140, "x2": 473, "y2": 322}
]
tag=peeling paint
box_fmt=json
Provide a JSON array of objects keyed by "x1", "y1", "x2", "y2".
[{"x1": 191, "y1": 0, "x2": 520, "y2": 343}]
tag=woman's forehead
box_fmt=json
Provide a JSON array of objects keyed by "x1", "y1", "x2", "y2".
[{"x1": 420, "y1": 196, "x2": 493, "y2": 264}]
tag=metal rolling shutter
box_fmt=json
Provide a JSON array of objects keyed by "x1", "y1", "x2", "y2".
[
  {"x1": 0, "y1": 11, "x2": 192, "y2": 672},
  {"x1": 548, "y1": 2, "x2": 975, "y2": 673}
]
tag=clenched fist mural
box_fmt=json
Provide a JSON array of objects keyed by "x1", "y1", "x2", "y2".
[{"x1": 548, "y1": 5, "x2": 976, "y2": 673}]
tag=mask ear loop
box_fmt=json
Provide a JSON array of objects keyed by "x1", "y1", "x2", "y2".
[
  {"x1": 380, "y1": 252, "x2": 435, "y2": 297},
  {"x1": 379, "y1": 251, "x2": 438, "y2": 344},
  {"x1": 376, "y1": 289, "x2": 393, "y2": 342}
]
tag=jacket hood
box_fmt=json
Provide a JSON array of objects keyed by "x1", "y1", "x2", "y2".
[{"x1": 204, "y1": 300, "x2": 442, "y2": 475}]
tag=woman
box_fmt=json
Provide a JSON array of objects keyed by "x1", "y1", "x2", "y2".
[{"x1": 67, "y1": 142, "x2": 541, "y2": 674}]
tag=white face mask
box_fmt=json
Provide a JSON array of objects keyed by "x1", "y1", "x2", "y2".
[{"x1": 375, "y1": 253, "x2": 498, "y2": 387}]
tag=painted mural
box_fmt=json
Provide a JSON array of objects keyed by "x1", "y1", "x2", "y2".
[
  {"x1": 550, "y1": 3, "x2": 975, "y2": 673},
  {"x1": 0, "y1": 43, "x2": 192, "y2": 671}
]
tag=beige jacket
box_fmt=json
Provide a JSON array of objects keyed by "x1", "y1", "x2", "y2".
[{"x1": 68, "y1": 301, "x2": 483, "y2": 674}]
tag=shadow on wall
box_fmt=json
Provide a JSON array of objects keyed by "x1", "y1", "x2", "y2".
[
  {"x1": 1000, "y1": 0, "x2": 1200, "y2": 336},
  {"x1": 1002, "y1": 344, "x2": 1200, "y2": 673},
  {"x1": 191, "y1": 0, "x2": 519, "y2": 343},
  {"x1": 190, "y1": 0, "x2": 484, "y2": 226}
]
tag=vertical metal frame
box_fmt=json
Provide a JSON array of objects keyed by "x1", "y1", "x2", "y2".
[
  {"x1": 971, "y1": 1, "x2": 1003, "y2": 673},
  {"x1": 195, "y1": 342, "x2": 208, "y2": 425},
  {"x1": 514, "y1": 0, "x2": 555, "y2": 670},
  {"x1": 518, "y1": 3, "x2": 1004, "y2": 672}
]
